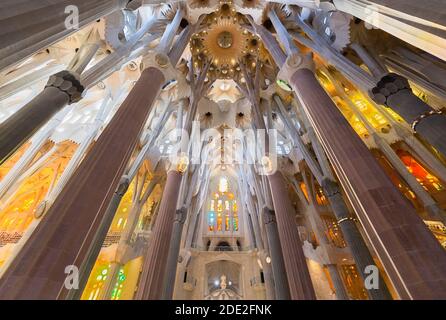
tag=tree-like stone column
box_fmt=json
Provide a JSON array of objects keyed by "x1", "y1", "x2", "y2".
[
  {"x1": 280, "y1": 53, "x2": 446, "y2": 299},
  {"x1": 332, "y1": 0, "x2": 446, "y2": 61},
  {"x1": 267, "y1": 170, "x2": 316, "y2": 300},
  {"x1": 370, "y1": 73, "x2": 446, "y2": 157},
  {"x1": 274, "y1": 93, "x2": 392, "y2": 299},
  {"x1": 0, "y1": 71, "x2": 83, "y2": 164},
  {"x1": 262, "y1": 207, "x2": 291, "y2": 300},
  {"x1": 135, "y1": 169, "x2": 184, "y2": 300},
  {"x1": 321, "y1": 178, "x2": 392, "y2": 300},
  {"x1": 0, "y1": 58, "x2": 166, "y2": 299},
  {"x1": 0, "y1": 30, "x2": 101, "y2": 165},
  {"x1": 0, "y1": 0, "x2": 136, "y2": 72}
]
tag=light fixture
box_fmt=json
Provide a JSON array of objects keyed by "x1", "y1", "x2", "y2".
[
  {"x1": 266, "y1": 256, "x2": 271, "y2": 264},
  {"x1": 276, "y1": 79, "x2": 292, "y2": 92}
]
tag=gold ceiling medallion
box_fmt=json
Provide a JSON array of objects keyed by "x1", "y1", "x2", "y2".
[
  {"x1": 203, "y1": 18, "x2": 247, "y2": 68},
  {"x1": 190, "y1": 3, "x2": 260, "y2": 80}
]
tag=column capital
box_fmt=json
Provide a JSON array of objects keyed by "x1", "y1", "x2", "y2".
[
  {"x1": 260, "y1": 84, "x2": 276, "y2": 101},
  {"x1": 141, "y1": 51, "x2": 176, "y2": 81},
  {"x1": 369, "y1": 73, "x2": 411, "y2": 105},
  {"x1": 45, "y1": 70, "x2": 84, "y2": 104},
  {"x1": 277, "y1": 53, "x2": 315, "y2": 84}
]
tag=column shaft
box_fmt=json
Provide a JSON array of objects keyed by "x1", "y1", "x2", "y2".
[
  {"x1": 70, "y1": 183, "x2": 128, "y2": 300},
  {"x1": 267, "y1": 171, "x2": 316, "y2": 300},
  {"x1": 327, "y1": 264, "x2": 349, "y2": 300},
  {"x1": 389, "y1": 91, "x2": 446, "y2": 157},
  {"x1": 162, "y1": 207, "x2": 187, "y2": 300},
  {"x1": 290, "y1": 67, "x2": 446, "y2": 299},
  {"x1": 0, "y1": 70, "x2": 84, "y2": 165},
  {"x1": 322, "y1": 179, "x2": 392, "y2": 300},
  {"x1": 0, "y1": 67, "x2": 165, "y2": 299},
  {"x1": 0, "y1": 87, "x2": 68, "y2": 164},
  {"x1": 371, "y1": 74, "x2": 446, "y2": 157},
  {"x1": 135, "y1": 170, "x2": 183, "y2": 300},
  {"x1": 0, "y1": 0, "x2": 124, "y2": 71},
  {"x1": 262, "y1": 207, "x2": 291, "y2": 300}
]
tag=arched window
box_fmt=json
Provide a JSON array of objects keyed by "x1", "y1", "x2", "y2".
[
  {"x1": 396, "y1": 149, "x2": 444, "y2": 193},
  {"x1": 207, "y1": 177, "x2": 239, "y2": 233}
]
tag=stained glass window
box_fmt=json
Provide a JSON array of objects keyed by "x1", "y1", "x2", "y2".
[
  {"x1": 217, "y1": 212, "x2": 222, "y2": 231},
  {"x1": 397, "y1": 150, "x2": 444, "y2": 193},
  {"x1": 233, "y1": 212, "x2": 238, "y2": 231},
  {"x1": 208, "y1": 211, "x2": 215, "y2": 231},
  {"x1": 82, "y1": 263, "x2": 110, "y2": 300},
  {"x1": 207, "y1": 176, "x2": 240, "y2": 233}
]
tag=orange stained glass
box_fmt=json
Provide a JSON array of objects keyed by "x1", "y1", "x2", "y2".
[
  {"x1": 110, "y1": 182, "x2": 133, "y2": 233},
  {"x1": 340, "y1": 264, "x2": 368, "y2": 300},
  {"x1": 322, "y1": 215, "x2": 346, "y2": 248},
  {"x1": 217, "y1": 213, "x2": 222, "y2": 231},
  {"x1": 226, "y1": 192, "x2": 234, "y2": 200},
  {"x1": 217, "y1": 200, "x2": 223, "y2": 212},
  {"x1": 373, "y1": 149, "x2": 424, "y2": 211},
  {"x1": 333, "y1": 97, "x2": 369, "y2": 138},
  {"x1": 0, "y1": 142, "x2": 31, "y2": 181},
  {"x1": 317, "y1": 71, "x2": 337, "y2": 96},
  {"x1": 320, "y1": 68, "x2": 392, "y2": 134},
  {"x1": 397, "y1": 150, "x2": 444, "y2": 194},
  {"x1": 315, "y1": 185, "x2": 329, "y2": 206},
  {"x1": 300, "y1": 182, "x2": 309, "y2": 202},
  {"x1": 0, "y1": 141, "x2": 77, "y2": 234}
]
